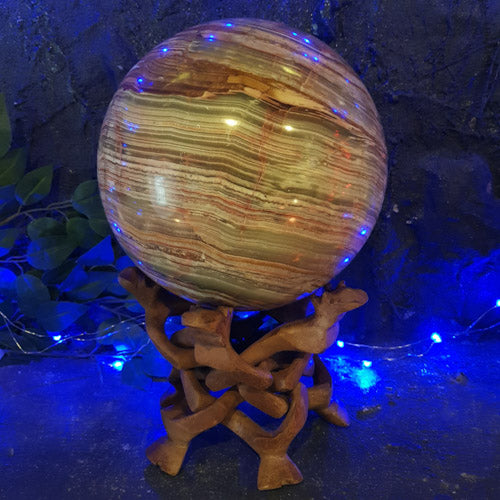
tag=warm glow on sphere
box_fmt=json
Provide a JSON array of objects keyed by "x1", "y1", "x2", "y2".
[{"x1": 97, "y1": 19, "x2": 387, "y2": 310}]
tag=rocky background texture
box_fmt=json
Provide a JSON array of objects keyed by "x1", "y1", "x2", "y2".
[{"x1": 0, "y1": 0, "x2": 498, "y2": 344}]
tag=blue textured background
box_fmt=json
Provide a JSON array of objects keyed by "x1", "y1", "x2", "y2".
[{"x1": 0, "y1": 0, "x2": 498, "y2": 344}]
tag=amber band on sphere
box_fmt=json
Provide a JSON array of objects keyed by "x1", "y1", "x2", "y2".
[{"x1": 97, "y1": 18, "x2": 387, "y2": 310}]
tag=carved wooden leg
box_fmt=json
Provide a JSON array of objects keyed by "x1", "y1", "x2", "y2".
[
  {"x1": 224, "y1": 383, "x2": 308, "y2": 490},
  {"x1": 271, "y1": 352, "x2": 312, "y2": 392},
  {"x1": 237, "y1": 384, "x2": 288, "y2": 419},
  {"x1": 180, "y1": 369, "x2": 215, "y2": 412},
  {"x1": 182, "y1": 306, "x2": 273, "y2": 391},
  {"x1": 308, "y1": 355, "x2": 349, "y2": 427},
  {"x1": 197, "y1": 342, "x2": 273, "y2": 391},
  {"x1": 159, "y1": 369, "x2": 184, "y2": 408},
  {"x1": 147, "y1": 390, "x2": 243, "y2": 476}
]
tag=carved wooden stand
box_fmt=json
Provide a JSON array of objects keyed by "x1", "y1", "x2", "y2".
[{"x1": 119, "y1": 267, "x2": 368, "y2": 490}]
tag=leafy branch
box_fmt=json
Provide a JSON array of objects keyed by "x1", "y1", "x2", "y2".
[{"x1": 0, "y1": 93, "x2": 170, "y2": 387}]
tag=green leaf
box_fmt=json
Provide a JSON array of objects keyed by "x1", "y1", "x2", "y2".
[
  {"x1": 89, "y1": 217, "x2": 110, "y2": 237},
  {"x1": 66, "y1": 217, "x2": 102, "y2": 249},
  {"x1": 41, "y1": 261, "x2": 75, "y2": 286},
  {"x1": 15, "y1": 274, "x2": 50, "y2": 317},
  {"x1": 27, "y1": 217, "x2": 65, "y2": 240},
  {"x1": 77, "y1": 235, "x2": 114, "y2": 266},
  {"x1": 0, "y1": 184, "x2": 16, "y2": 211},
  {"x1": 97, "y1": 321, "x2": 146, "y2": 351},
  {"x1": 27, "y1": 235, "x2": 77, "y2": 270},
  {"x1": 36, "y1": 301, "x2": 88, "y2": 332},
  {"x1": 0, "y1": 93, "x2": 12, "y2": 157},
  {"x1": 59, "y1": 264, "x2": 88, "y2": 292},
  {"x1": 15, "y1": 164, "x2": 53, "y2": 205},
  {"x1": 72, "y1": 180, "x2": 105, "y2": 218},
  {"x1": 96, "y1": 319, "x2": 120, "y2": 345},
  {"x1": 0, "y1": 227, "x2": 21, "y2": 257},
  {"x1": 106, "y1": 280, "x2": 128, "y2": 297},
  {"x1": 0, "y1": 299, "x2": 17, "y2": 320},
  {"x1": 66, "y1": 270, "x2": 115, "y2": 301},
  {"x1": 115, "y1": 255, "x2": 134, "y2": 271},
  {"x1": 0, "y1": 199, "x2": 19, "y2": 220},
  {"x1": 0, "y1": 148, "x2": 26, "y2": 187},
  {"x1": 0, "y1": 266, "x2": 17, "y2": 299},
  {"x1": 0, "y1": 329, "x2": 19, "y2": 350}
]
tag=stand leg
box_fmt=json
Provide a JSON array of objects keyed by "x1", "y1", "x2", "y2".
[
  {"x1": 122, "y1": 268, "x2": 365, "y2": 490},
  {"x1": 224, "y1": 383, "x2": 308, "y2": 490},
  {"x1": 308, "y1": 355, "x2": 350, "y2": 427}
]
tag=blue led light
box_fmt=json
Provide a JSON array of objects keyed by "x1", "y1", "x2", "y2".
[
  {"x1": 207, "y1": 34, "x2": 215, "y2": 41},
  {"x1": 122, "y1": 143, "x2": 127, "y2": 148},
  {"x1": 336, "y1": 340, "x2": 345, "y2": 348},
  {"x1": 225, "y1": 23, "x2": 233, "y2": 27},
  {"x1": 354, "y1": 103, "x2": 360, "y2": 108},
  {"x1": 235, "y1": 311, "x2": 259, "y2": 319},
  {"x1": 305, "y1": 301, "x2": 315, "y2": 317},
  {"x1": 161, "y1": 47, "x2": 169, "y2": 52},
  {"x1": 112, "y1": 222, "x2": 121, "y2": 233},
  {"x1": 111, "y1": 360, "x2": 124, "y2": 371},
  {"x1": 304, "y1": 38, "x2": 311, "y2": 44},
  {"x1": 431, "y1": 332, "x2": 442, "y2": 343},
  {"x1": 345, "y1": 78, "x2": 350, "y2": 83},
  {"x1": 496, "y1": 299, "x2": 500, "y2": 308},
  {"x1": 362, "y1": 360, "x2": 372, "y2": 368},
  {"x1": 360, "y1": 228, "x2": 368, "y2": 236},
  {"x1": 52, "y1": 335, "x2": 61, "y2": 341},
  {"x1": 303, "y1": 53, "x2": 308, "y2": 58},
  {"x1": 343, "y1": 257, "x2": 350, "y2": 263},
  {"x1": 138, "y1": 260, "x2": 143, "y2": 265},
  {"x1": 313, "y1": 56, "x2": 319, "y2": 61},
  {"x1": 137, "y1": 77, "x2": 143, "y2": 84},
  {"x1": 292, "y1": 32, "x2": 298, "y2": 36}
]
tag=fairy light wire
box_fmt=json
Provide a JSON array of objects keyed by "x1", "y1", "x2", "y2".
[{"x1": 1, "y1": 299, "x2": 498, "y2": 365}]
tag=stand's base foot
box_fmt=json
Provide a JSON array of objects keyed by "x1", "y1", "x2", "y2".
[
  {"x1": 317, "y1": 400, "x2": 350, "y2": 427},
  {"x1": 146, "y1": 436, "x2": 188, "y2": 476},
  {"x1": 257, "y1": 454, "x2": 303, "y2": 490}
]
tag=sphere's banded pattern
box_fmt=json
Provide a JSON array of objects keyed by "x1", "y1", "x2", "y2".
[{"x1": 97, "y1": 19, "x2": 387, "y2": 310}]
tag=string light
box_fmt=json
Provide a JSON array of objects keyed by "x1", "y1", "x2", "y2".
[
  {"x1": 430, "y1": 332, "x2": 442, "y2": 344},
  {"x1": 111, "y1": 360, "x2": 124, "y2": 371},
  {"x1": 0, "y1": 308, "x2": 148, "y2": 364},
  {"x1": 1, "y1": 298, "x2": 498, "y2": 367},
  {"x1": 334, "y1": 298, "x2": 499, "y2": 361}
]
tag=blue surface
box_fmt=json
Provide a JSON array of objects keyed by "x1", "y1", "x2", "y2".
[{"x1": 1, "y1": 340, "x2": 499, "y2": 498}]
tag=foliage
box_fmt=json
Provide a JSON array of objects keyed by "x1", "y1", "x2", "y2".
[{"x1": 0, "y1": 93, "x2": 169, "y2": 388}]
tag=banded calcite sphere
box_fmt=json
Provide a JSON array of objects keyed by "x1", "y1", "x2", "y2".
[{"x1": 97, "y1": 19, "x2": 387, "y2": 310}]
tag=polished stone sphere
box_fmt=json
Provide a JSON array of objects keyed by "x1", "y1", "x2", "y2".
[{"x1": 97, "y1": 19, "x2": 387, "y2": 310}]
